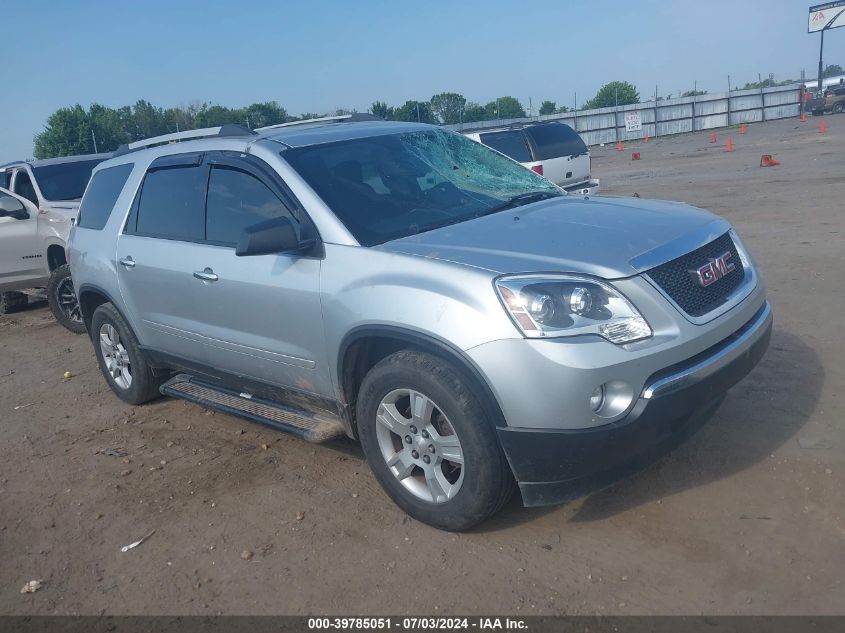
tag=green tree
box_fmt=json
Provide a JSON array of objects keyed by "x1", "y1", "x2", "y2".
[
  {"x1": 681, "y1": 89, "x2": 707, "y2": 97},
  {"x1": 823, "y1": 64, "x2": 843, "y2": 78},
  {"x1": 392, "y1": 100, "x2": 436, "y2": 124},
  {"x1": 539, "y1": 100, "x2": 556, "y2": 115},
  {"x1": 430, "y1": 92, "x2": 466, "y2": 124},
  {"x1": 243, "y1": 101, "x2": 289, "y2": 128},
  {"x1": 584, "y1": 81, "x2": 640, "y2": 109},
  {"x1": 461, "y1": 102, "x2": 488, "y2": 123},
  {"x1": 34, "y1": 105, "x2": 91, "y2": 158},
  {"x1": 370, "y1": 101, "x2": 394, "y2": 120},
  {"x1": 484, "y1": 96, "x2": 526, "y2": 119}
]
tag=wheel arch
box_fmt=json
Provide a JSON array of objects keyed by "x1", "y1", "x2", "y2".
[
  {"x1": 46, "y1": 244, "x2": 67, "y2": 271},
  {"x1": 77, "y1": 284, "x2": 128, "y2": 338},
  {"x1": 337, "y1": 325, "x2": 508, "y2": 435}
]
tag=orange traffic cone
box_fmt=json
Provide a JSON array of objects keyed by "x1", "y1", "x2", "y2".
[
  {"x1": 616, "y1": 140, "x2": 624, "y2": 151},
  {"x1": 819, "y1": 120, "x2": 827, "y2": 134},
  {"x1": 739, "y1": 123, "x2": 747, "y2": 134},
  {"x1": 643, "y1": 134, "x2": 649, "y2": 144},
  {"x1": 725, "y1": 138, "x2": 734, "y2": 152},
  {"x1": 632, "y1": 152, "x2": 641, "y2": 160},
  {"x1": 711, "y1": 132, "x2": 717, "y2": 143},
  {"x1": 760, "y1": 154, "x2": 780, "y2": 167},
  {"x1": 800, "y1": 112, "x2": 807, "y2": 123}
]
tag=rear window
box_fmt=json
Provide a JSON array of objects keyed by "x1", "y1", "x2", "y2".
[
  {"x1": 524, "y1": 123, "x2": 587, "y2": 161},
  {"x1": 135, "y1": 166, "x2": 206, "y2": 241},
  {"x1": 76, "y1": 163, "x2": 134, "y2": 230},
  {"x1": 31, "y1": 159, "x2": 104, "y2": 201},
  {"x1": 478, "y1": 131, "x2": 533, "y2": 163}
]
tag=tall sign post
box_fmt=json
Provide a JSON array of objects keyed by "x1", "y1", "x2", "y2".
[{"x1": 809, "y1": 2, "x2": 845, "y2": 93}]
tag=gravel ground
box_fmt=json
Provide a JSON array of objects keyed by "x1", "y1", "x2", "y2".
[{"x1": 1, "y1": 116, "x2": 843, "y2": 615}]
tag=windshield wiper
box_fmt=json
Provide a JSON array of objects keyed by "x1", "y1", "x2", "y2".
[{"x1": 477, "y1": 190, "x2": 562, "y2": 217}]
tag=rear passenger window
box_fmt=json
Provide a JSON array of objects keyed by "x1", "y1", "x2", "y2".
[
  {"x1": 206, "y1": 166, "x2": 295, "y2": 245},
  {"x1": 136, "y1": 166, "x2": 206, "y2": 241},
  {"x1": 1, "y1": 170, "x2": 11, "y2": 189},
  {"x1": 524, "y1": 123, "x2": 587, "y2": 161},
  {"x1": 77, "y1": 163, "x2": 134, "y2": 230},
  {"x1": 479, "y1": 131, "x2": 533, "y2": 163}
]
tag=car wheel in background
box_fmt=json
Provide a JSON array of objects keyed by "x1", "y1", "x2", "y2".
[
  {"x1": 47, "y1": 265, "x2": 86, "y2": 333},
  {"x1": 833, "y1": 102, "x2": 844, "y2": 114},
  {"x1": 357, "y1": 350, "x2": 514, "y2": 531},
  {"x1": 91, "y1": 302, "x2": 164, "y2": 405},
  {"x1": 0, "y1": 291, "x2": 28, "y2": 314}
]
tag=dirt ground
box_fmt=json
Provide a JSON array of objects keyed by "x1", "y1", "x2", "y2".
[{"x1": 1, "y1": 117, "x2": 843, "y2": 616}]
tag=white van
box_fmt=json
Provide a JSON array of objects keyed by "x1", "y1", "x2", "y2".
[{"x1": 464, "y1": 122, "x2": 598, "y2": 194}]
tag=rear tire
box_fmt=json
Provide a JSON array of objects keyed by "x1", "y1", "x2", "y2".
[
  {"x1": 833, "y1": 103, "x2": 844, "y2": 114},
  {"x1": 91, "y1": 302, "x2": 164, "y2": 405},
  {"x1": 357, "y1": 350, "x2": 514, "y2": 531},
  {"x1": 0, "y1": 291, "x2": 28, "y2": 314},
  {"x1": 47, "y1": 265, "x2": 85, "y2": 334}
]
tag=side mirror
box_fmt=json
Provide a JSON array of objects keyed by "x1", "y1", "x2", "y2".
[
  {"x1": 236, "y1": 216, "x2": 315, "y2": 257},
  {"x1": 0, "y1": 195, "x2": 28, "y2": 220}
]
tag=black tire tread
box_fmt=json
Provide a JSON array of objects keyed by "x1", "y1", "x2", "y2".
[
  {"x1": 47, "y1": 264, "x2": 86, "y2": 334},
  {"x1": 0, "y1": 291, "x2": 28, "y2": 314},
  {"x1": 91, "y1": 302, "x2": 164, "y2": 405},
  {"x1": 357, "y1": 349, "x2": 514, "y2": 531}
]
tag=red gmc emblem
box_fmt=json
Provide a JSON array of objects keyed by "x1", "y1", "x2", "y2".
[{"x1": 692, "y1": 252, "x2": 735, "y2": 287}]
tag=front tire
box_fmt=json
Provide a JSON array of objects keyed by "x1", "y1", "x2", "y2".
[
  {"x1": 47, "y1": 265, "x2": 85, "y2": 333},
  {"x1": 91, "y1": 302, "x2": 164, "y2": 405},
  {"x1": 833, "y1": 102, "x2": 844, "y2": 114},
  {"x1": 0, "y1": 291, "x2": 28, "y2": 314},
  {"x1": 357, "y1": 350, "x2": 514, "y2": 531}
]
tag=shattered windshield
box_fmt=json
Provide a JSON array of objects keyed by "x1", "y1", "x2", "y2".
[{"x1": 283, "y1": 128, "x2": 561, "y2": 245}]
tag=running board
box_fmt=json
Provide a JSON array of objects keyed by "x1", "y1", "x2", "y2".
[{"x1": 160, "y1": 374, "x2": 345, "y2": 443}]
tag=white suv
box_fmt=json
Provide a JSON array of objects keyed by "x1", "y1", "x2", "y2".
[
  {"x1": 0, "y1": 154, "x2": 109, "y2": 331},
  {"x1": 464, "y1": 121, "x2": 599, "y2": 194}
]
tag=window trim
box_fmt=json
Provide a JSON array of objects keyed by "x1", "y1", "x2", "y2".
[{"x1": 122, "y1": 150, "x2": 323, "y2": 255}]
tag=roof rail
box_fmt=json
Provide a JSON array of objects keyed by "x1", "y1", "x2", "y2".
[
  {"x1": 114, "y1": 124, "x2": 256, "y2": 157},
  {"x1": 256, "y1": 112, "x2": 382, "y2": 132}
]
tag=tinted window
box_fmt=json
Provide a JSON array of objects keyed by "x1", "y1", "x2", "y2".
[
  {"x1": 136, "y1": 166, "x2": 206, "y2": 241},
  {"x1": 478, "y1": 131, "x2": 533, "y2": 163},
  {"x1": 206, "y1": 167, "x2": 293, "y2": 245},
  {"x1": 284, "y1": 129, "x2": 559, "y2": 246},
  {"x1": 77, "y1": 163, "x2": 134, "y2": 230},
  {"x1": 31, "y1": 159, "x2": 104, "y2": 201},
  {"x1": 524, "y1": 123, "x2": 587, "y2": 161},
  {"x1": 13, "y1": 171, "x2": 38, "y2": 205}
]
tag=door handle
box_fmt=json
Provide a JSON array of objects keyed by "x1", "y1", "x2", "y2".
[
  {"x1": 119, "y1": 257, "x2": 136, "y2": 268},
  {"x1": 193, "y1": 268, "x2": 219, "y2": 282}
]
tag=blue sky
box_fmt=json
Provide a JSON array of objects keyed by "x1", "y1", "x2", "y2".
[{"x1": 2, "y1": 0, "x2": 843, "y2": 163}]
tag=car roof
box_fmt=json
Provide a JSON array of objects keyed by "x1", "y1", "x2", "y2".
[
  {"x1": 258, "y1": 120, "x2": 432, "y2": 148},
  {"x1": 0, "y1": 153, "x2": 112, "y2": 171}
]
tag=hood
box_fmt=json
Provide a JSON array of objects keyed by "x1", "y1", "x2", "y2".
[{"x1": 378, "y1": 195, "x2": 731, "y2": 279}]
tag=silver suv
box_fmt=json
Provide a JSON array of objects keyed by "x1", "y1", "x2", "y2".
[{"x1": 69, "y1": 117, "x2": 772, "y2": 530}]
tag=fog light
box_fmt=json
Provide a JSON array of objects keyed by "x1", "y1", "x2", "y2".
[
  {"x1": 590, "y1": 380, "x2": 635, "y2": 419},
  {"x1": 589, "y1": 385, "x2": 605, "y2": 412}
]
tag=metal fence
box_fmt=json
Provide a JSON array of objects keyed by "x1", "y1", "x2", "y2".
[{"x1": 445, "y1": 83, "x2": 803, "y2": 146}]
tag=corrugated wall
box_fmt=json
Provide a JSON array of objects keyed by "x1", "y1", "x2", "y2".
[{"x1": 445, "y1": 84, "x2": 802, "y2": 145}]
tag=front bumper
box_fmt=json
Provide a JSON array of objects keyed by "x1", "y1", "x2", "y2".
[{"x1": 497, "y1": 301, "x2": 772, "y2": 507}]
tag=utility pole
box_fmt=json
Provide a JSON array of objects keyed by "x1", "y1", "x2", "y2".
[
  {"x1": 91, "y1": 128, "x2": 98, "y2": 154},
  {"x1": 818, "y1": 27, "x2": 825, "y2": 95},
  {"x1": 416, "y1": 103, "x2": 420, "y2": 123}
]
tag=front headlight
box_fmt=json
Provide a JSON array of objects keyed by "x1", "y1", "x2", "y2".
[{"x1": 495, "y1": 275, "x2": 652, "y2": 344}]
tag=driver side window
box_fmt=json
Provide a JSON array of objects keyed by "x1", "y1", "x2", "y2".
[{"x1": 13, "y1": 171, "x2": 39, "y2": 206}]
